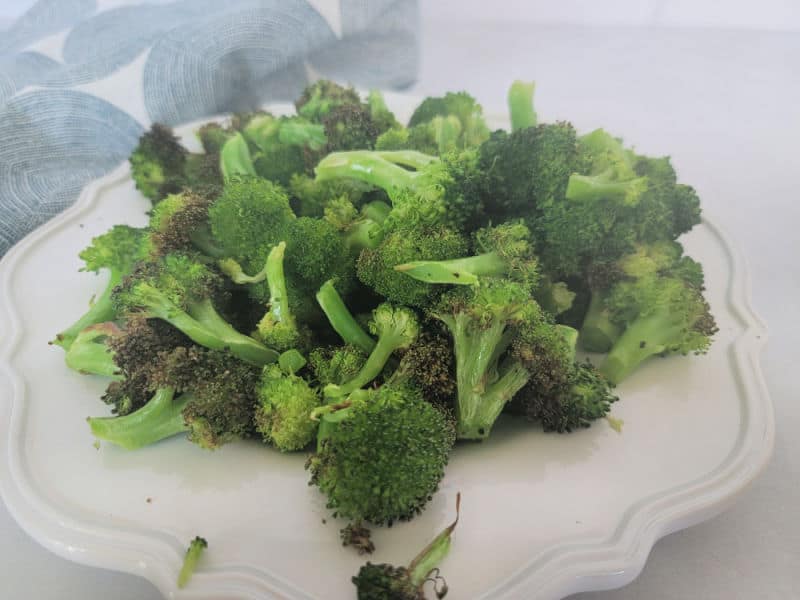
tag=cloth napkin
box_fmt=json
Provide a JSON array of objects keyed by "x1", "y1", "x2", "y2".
[{"x1": 0, "y1": 0, "x2": 418, "y2": 255}]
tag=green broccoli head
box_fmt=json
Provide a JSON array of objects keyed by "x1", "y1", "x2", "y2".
[
  {"x1": 352, "y1": 564, "x2": 421, "y2": 600},
  {"x1": 600, "y1": 273, "x2": 718, "y2": 383},
  {"x1": 255, "y1": 364, "x2": 321, "y2": 451},
  {"x1": 408, "y1": 91, "x2": 490, "y2": 150},
  {"x1": 79, "y1": 224, "x2": 149, "y2": 274},
  {"x1": 289, "y1": 173, "x2": 369, "y2": 218},
  {"x1": 147, "y1": 190, "x2": 221, "y2": 258},
  {"x1": 322, "y1": 103, "x2": 380, "y2": 152},
  {"x1": 286, "y1": 216, "x2": 352, "y2": 294},
  {"x1": 296, "y1": 80, "x2": 362, "y2": 122},
  {"x1": 307, "y1": 384, "x2": 455, "y2": 525},
  {"x1": 129, "y1": 123, "x2": 188, "y2": 202}
]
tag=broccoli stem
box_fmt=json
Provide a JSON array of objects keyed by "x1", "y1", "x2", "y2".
[
  {"x1": 265, "y1": 242, "x2": 294, "y2": 329},
  {"x1": 565, "y1": 173, "x2": 648, "y2": 205},
  {"x1": 394, "y1": 251, "x2": 507, "y2": 285},
  {"x1": 178, "y1": 536, "x2": 208, "y2": 588},
  {"x1": 220, "y1": 132, "x2": 256, "y2": 181},
  {"x1": 375, "y1": 150, "x2": 439, "y2": 170},
  {"x1": 324, "y1": 334, "x2": 398, "y2": 398},
  {"x1": 316, "y1": 280, "x2": 376, "y2": 354},
  {"x1": 600, "y1": 309, "x2": 685, "y2": 384},
  {"x1": 53, "y1": 271, "x2": 122, "y2": 349},
  {"x1": 508, "y1": 81, "x2": 537, "y2": 131},
  {"x1": 360, "y1": 200, "x2": 392, "y2": 225},
  {"x1": 344, "y1": 220, "x2": 383, "y2": 252},
  {"x1": 315, "y1": 151, "x2": 415, "y2": 192},
  {"x1": 64, "y1": 329, "x2": 122, "y2": 380},
  {"x1": 580, "y1": 292, "x2": 621, "y2": 352},
  {"x1": 88, "y1": 387, "x2": 190, "y2": 449},
  {"x1": 188, "y1": 226, "x2": 226, "y2": 259}
]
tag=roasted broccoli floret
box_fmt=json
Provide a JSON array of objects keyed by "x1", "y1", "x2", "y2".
[
  {"x1": 296, "y1": 80, "x2": 362, "y2": 122},
  {"x1": 63, "y1": 322, "x2": 124, "y2": 379},
  {"x1": 309, "y1": 345, "x2": 367, "y2": 387},
  {"x1": 255, "y1": 358, "x2": 321, "y2": 451},
  {"x1": 147, "y1": 189, "x2": 222, "y2": 258},
  {"x1": 307, "y1": 384, "x2": 455, "y2": 525},
  {"x1": 111, "y1": 253, "x2": 277, "y2": 365},
  {"x1": 324, "y1": 303, "x2": 419, "y2": 399},
  {"x1": 352, "y1": 493, "x2": 460, "y2": 599},
  {"x1": 52, "y1": 225, "x2": 149, "y2": 350}
]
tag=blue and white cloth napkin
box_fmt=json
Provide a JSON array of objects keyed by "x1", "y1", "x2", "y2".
[{"x1": 0, "y1": 0, "x2": 418, "y2": 255}]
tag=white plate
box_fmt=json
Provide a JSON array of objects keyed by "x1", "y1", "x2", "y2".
[{"x1": 0, "y1": 105, "x2": 773, "y2": 600}]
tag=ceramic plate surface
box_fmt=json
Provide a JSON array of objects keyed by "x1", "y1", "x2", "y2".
[{"x1": 0, "y1": 102, "x2": 773, "y2": 599}]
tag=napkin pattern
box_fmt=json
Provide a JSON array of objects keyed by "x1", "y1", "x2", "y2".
[{"x1": 0, "y1": 0, "x2": 418, "y2": 255}]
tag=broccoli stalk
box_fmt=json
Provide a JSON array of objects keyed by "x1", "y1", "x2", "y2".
[
  {"x1": 89, "y1": 387, "x2": 190, "y2": 449},
  {"x1": 508, "y1": 80, "x2": 536, "y2": 131},
  {"x1": 352, "y1": 493, "x2": 461, "y2": 599},
  {"x1": 324, "y1": 304, "x2": 419, "y2": 399},
  {"x1": 316, "y1": 279, "x2": 376, "y2": 354},
  {"x1": 256, "y1": 242, "x2": 305, "y2": 351},
  {"x1": 178, "y1": 536, "x2": 208, "y2": 589},
  {"x1": 579, "y1": 292, "x2": 621, "y2": 352},
  {"x1": 64, "y1": 323, "x2": 123, "y2": 379}
]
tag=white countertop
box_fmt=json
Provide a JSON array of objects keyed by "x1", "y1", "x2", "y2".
[{"x1": 1, "y1": 17, "x2": 798, "y2": 600}]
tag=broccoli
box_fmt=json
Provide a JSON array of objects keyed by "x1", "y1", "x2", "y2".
[
  {"x1": 89, "y1": 345, "x2": 260, "y2": 449},
  {"x1": 324, "y1": 303, "x2": 419, "y2": 399},
  {"x1": 309, "y1": 345, "x2": 367, "y2": 387},
  {"x1": 130, "y1": 124, "x2": 221, "y2": 202},
  {"x1": 316, "y1": 279, "x2": 376, "y2": 354},
  {"x1": 341, "y1": 521, "x2": 375, "y2": 555},
  {"x1": 129, "y1": 124, "x2": 188, "y2": 202},
  {"x1": 599, "y1": 271, "x2": 717, "y2": 384},
  {"x1": 315, "y1": 150, "x2": 483, "y2": 231},
  {"x1": 367, "y1": 90, "x2": 399, "y2": 133},
  {"x1": 352, "y1": 493, "x2": 460, "y2": 599},
  {"x1": 357, "y1": 227, "x2": 469, "y2": 308},
  {"x1": 511, "y1": 320, "x2": 617, "y2": 432},
  {"x1": 289, "y1": 173, "x2": 370, "y2": 218},
  {"x1": 111, "y1": 253, "x2": 277, "y2": 365},
  {"x1": 407, "y1": 91, "x2": 490, "y2": 151},
  {"x1": 324, "y1": 197, "x2": 390, "y2": 254},
  {"x1": 508, "y1": 80, "x2": 537, "y2": 131},
  {"x1": 432, "y1": 280, "x2": 532, "y2": 440},
  {"x1": 307, "y1": 384, "x2": 455, "y2": 525},
  {"x1": 101, "y1": 317, "x2": 190, "y2": 415},
  {"x1": 388, "y1": 330, "x2": 457, "y2": 410},
  {"x1": 394, "y1": 221, "x2": 539, "y2": 287},
  {"x1": 63, "y1": 322, "x2": 124, "y2": 379},
  {"x1": 147, "y1": 189, "x2": 223, "y2": 258},
  {"x1": 52, "y1": 225, "x2": 149, "y2": 350},
  {"x1": 321, "y1": 103, "x2": 380, "y2": 152},
  {"x1": 296, "y1": 80, "x2": 362, "y2": 122},
  {"x1": 178, "y1": 536, "x2": 208, "y2": 589},
  {"x1": 219, "y1": 131, "x2": 257, "y2": 181},
  {"x1": 255, "y1": 359, "x2": 321, "y2": 452}
]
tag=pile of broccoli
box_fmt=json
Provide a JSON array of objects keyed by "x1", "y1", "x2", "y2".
[{"x1": 52, "y1": 79, "x2": 716, "y2": 597}]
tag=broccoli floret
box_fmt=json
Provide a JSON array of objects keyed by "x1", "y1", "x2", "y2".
[
  {"x1": 324, "y1": 303, "x2": 419, "y2": 399},
  {"x1": 315, "y1": 149, "x2": 483, "y2": 231},
  {"x1": 352, "y1": 493, "x2": 460, "y2": 599},
  {"x1": 178, "y1": 536, "x2": 208, "y2": 589},
  {"x1": 52, "y1": 225, "x2": 149, "y2": 350},
  {"x1": 408, "y1": 91, "x2": 490, "y2": 150},
  {"x1": 307, "y1": 384, "x2": 455, "y2": 525},
  {"x1": 296, "y1": 80, "x2": 362, "y2": 122},
  {"x1": 357, "y1": 227, "x2": 469, "y2": 308},
  {"x1": 129, "y1": 124, "x2": 188, "y2": 202},
  {"x1": 101, "y1": 317, "x2": 190, "y2": 415},
  {"x1": 511, "y1": 319, "x2": 617, "y2": 432},
  {"x1": 309, "y1": 345, "x2": 367, "y2": 387},
  {"x1": 112, "y1": 253, "x2": 277, "y2": 365},
  {"x1": 148, "y1": 189, "x2": 223, "y2": 258},
  {"x1": 389, "y1": 331, "x2": 457, "y2": 410},
  {"x1": 432, "y1": 280, "x2": 533, "y2": 440},
  {"x1": 286, "y1": 216, "x2": 351, "y2": 294},
  {"x1": 367, "y1": 90, "x2": 399, "y2": 133},
  {"x1": 322, "y1": 103, "x2": 380, "y2": 152},
  {"x1": 394, "y1": 221, "x2": 539, "y2": 288},
  {"x1": 599, "y1": 272, "x2": 718, "y2": 384},
  {"x1": 89, "y1": 345, "x2": 260, "y2": 450},
  {"x1": 197, "y1": 122, "x2": 232, "y2": 154},
  {"x1": 255, "y1": 362, "x2": 321, "y2": 451},
  {"x1": 289, "y1": 173, "x2": 369, "y2": 218},
  {"x1": 219, "y1": 131, "x2": 257, "y2": 181}
]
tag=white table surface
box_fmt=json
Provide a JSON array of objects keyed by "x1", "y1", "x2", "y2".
[{"x1": 1, "y1": 18, "x2": 799, "y2": 600}]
